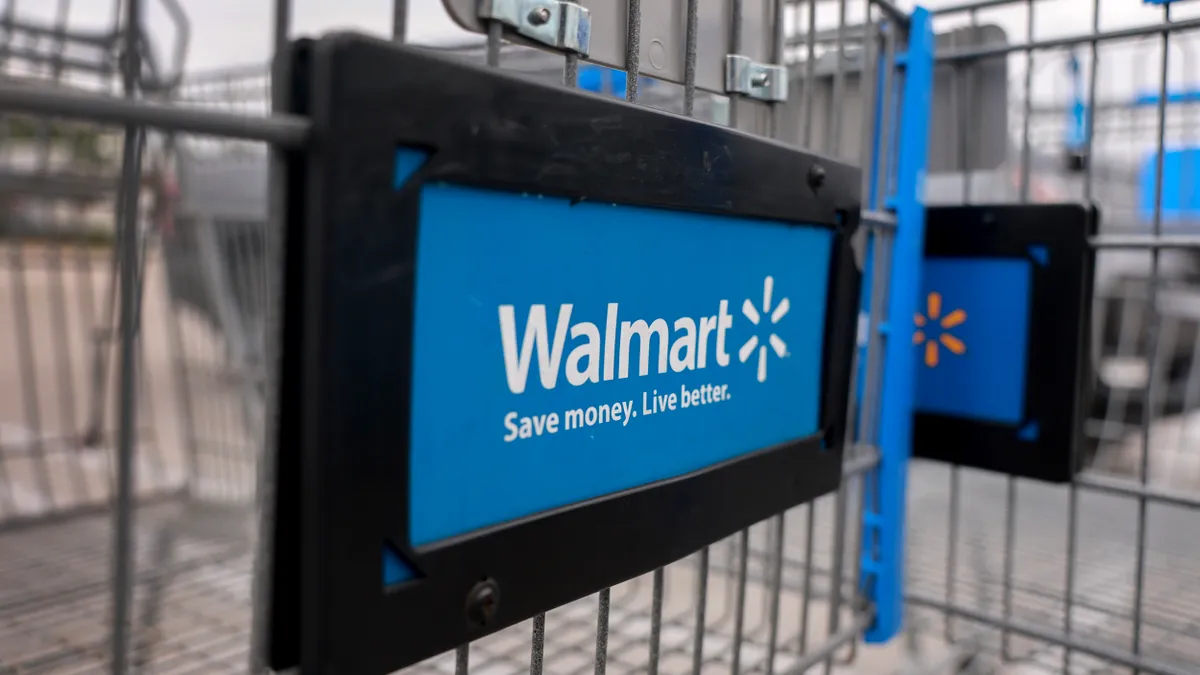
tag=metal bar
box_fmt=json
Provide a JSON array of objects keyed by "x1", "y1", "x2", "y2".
[
  {"x1": 648, "y1": 568, "x2": 663, "y2": 675},
  {"x1": 625, "y1": 0, "x2": 640, "y2": 102},
  {"x1": 875, "y1": 27, "x2": 895, "y2": 210},
  {"x1": 8, "y1": 246, "x2": 58, "y2": 512},
  {"x1": 868, "y1": 0, "x2": 909, "y2": 27},
  {"x1": 682, "y1": 0, "x2": 698, "y2": 115},
  {"x1": 1001, "y1": 1, "x2": 1036, "y2": 658},
  {"x1": 824, "y1": 488, "x2": 849, "y2": 673},
  {"x1": 932, "y1": 0, "x2": 1037, "y2": 14},
  {"x1": 274, "y1": 0, "x2": 291, "y2": 55},
  {"x1": 830, "y1": 0, "x2": 848, "y2": 152},
  {"x1": 780, "y1": 610, "x2": 876, "y2": 675},
  {"x1": 0, "y1": 48, "x2": 114, "y2": 75},
  {"x1": 531, "y1": 613, "x2": 547, "y2": 674},
  {"x1": 730, "y1": 529, "x2": 749, "y2": 674},
  {"x1": 108, "y1": 0, "x2": 145, "y2": 668},
  {"x1": 564, "y1": 54, "x2": 579, "y2": 87},
  {"x1": 41, "y1": 0, "x2": 87, "y2": 507},
  {"x1": 1062, "y1": 5, "x2": 1100, "y2": 664},
  {"x1": 594, "y1": 588, "x2": 611, "y2": 675},
  {"x1": 907, "y1": 595, "x2": 1195, "y2": 675},
  {"x1": 801, "y1": 0, "x2": 817, "y2": 146},
  {"x1": 1091, "y1": 235, "x2": 1200, "y2": 250},
  {"x1": 691, "y1": 546, "x2": 709, "y2": 675},
  {"x1": 0, "y1": 82, "x2": 310, "y2": 145},
  {"x1": 393, "y1": 0, "x2": 408, "y2": 40},
  {"x1": 844, "y1": 446, "x2": 881, "y2": 477},
  {"x1": 0, "y1": 16, "x2": 112, "y2": 45},
  {"x1": 1132, "y1": 9, "x2": 1172, "y2": 672},
  {"x1": 862, "y1": 210, "x2": 897, "y2": 228},
  {"x1": 765, "y1": 515, "x2": 785, "y2": 674},
  {"x1": 726, "y1": 0, "x2": 743, "y2": 130},
  {"x1": 938, "y1": 19, "x2": 1200, "y2": 62},
  {"x1": 798, "y1": 502, "x2": 817, "y2": 651},
  {"x1": 946, "y1": 13, "x2": 976, "y2": 643},
  {"x1": 455, "y1": 645, "x2": 470, "y2": 674}
]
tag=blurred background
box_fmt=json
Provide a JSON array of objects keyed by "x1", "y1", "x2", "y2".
[{"x1": 1, "y1": 0, "x2": 1200, "y2": 673}]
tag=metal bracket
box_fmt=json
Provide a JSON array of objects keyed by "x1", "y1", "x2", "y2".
[
  {"x1": 724, "y1": 54, "x2": 788, "y2": 102},
  {"x1": 478, "y1": 0, "x2": 591, "y2": 57}
]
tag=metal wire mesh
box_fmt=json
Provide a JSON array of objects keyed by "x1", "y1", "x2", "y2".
[
  {"x1": 902, "y1": 3, "x2": 1200, "y2": 674},
  {"x1": 0, "y1": 0, "x2": 892, "y2": 673},
  {"x1": 2, "y1": 0, "x2": 1197, "y2": 674}
]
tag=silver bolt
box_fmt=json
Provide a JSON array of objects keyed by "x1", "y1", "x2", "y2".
[
  {"x1": 528, "y1": 7, "x2": 552, "y2": 25},
  {"x1": 751, "y1": 72, "x2": 770, "y2": 88}
]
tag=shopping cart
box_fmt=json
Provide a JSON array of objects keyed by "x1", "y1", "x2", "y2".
[{"x1": 0, "y1": 0, "x2": 1196, "y2": 674}]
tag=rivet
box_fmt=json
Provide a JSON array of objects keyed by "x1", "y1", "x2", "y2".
[
  {"x1": 807, "y1": 164, "x2": 826, "y2": 189},
  {"x1": 466, "y1": 579, "x2": 500, "y2": 626}
]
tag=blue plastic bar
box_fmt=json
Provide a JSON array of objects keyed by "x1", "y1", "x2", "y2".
[
  {"x1": 1132, "y1": 88, "x2": 1200, "y2": 106},
  {"x1": 1065, "y1": 53, "x2": 1088, "y2": 152},
  {"x1": 861, "y1": 5, "x2": 934, "y2": 644}
]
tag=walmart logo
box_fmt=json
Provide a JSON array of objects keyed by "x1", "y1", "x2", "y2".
[
  {"x1": 913, "y1": 291, "x2": 967, "y2": 368},
  {"x1": 739, "y1": 276, "x2": 789, "y2": 382},
  {"x1": 497, "y1": 277, "x2": 790, "y2": 393}
]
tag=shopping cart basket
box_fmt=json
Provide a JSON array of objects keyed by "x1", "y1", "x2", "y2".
[{"x1": 0, "y1": 0, "x2": 1197, "y2": 674}]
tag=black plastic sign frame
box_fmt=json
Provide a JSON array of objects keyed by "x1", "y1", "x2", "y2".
[
  {"x1": 912, "y1": 203, "x2": 1098, "y2": 483},
  {"x1": 267, "y1": 33, "x2": 863, "y2": 675}
]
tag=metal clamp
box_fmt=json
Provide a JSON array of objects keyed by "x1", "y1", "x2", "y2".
[
  {"x1": 724, "y1": 54, "x2": 788, "y2": 102},
  {"x1": 479, "y1": 0, "x2": 591, "y2": 57}
]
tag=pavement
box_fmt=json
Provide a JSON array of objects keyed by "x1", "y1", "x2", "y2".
[{"x1": 0, "y1": 241, "x2": 1198, "y2": 675}]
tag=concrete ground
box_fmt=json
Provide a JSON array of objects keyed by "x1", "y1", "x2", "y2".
[{"x1": 0, "y1": 241, "x2": 1198, "y2": 675}]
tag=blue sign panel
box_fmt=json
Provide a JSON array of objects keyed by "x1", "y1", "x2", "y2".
[
  {"x1": 410, "y1": 180, "x2": 834, "y2": 546},
  {"x1": 269, "y1": 33, "x2": 862, "y2": 675},
  {"x1": 1140, "y1": 147, "x2": 1200, "y2": 226},
  {"x1": 914, "y1": 257, "x2": 1032, "y2": 426},
  {"x1": 912, "y1": 204, "x2": 1096, "y2": 484}
]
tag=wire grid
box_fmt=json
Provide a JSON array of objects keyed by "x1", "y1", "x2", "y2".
[
  {"x1": 898, "y1": 3, "x2": 1200, "y2": 675},
  {"x1": 0, "y1": 0, "x2": 898, "y2": 674}
]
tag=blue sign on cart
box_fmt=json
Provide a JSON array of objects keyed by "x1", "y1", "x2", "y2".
[
  {"x1": 267, "y1": 33, "x2": 863, "y2": 675},
  {"x1": 409, "y1": 180, "x2": 835, "y2": 548},
  {"x1": 915, "y1": 257, "x2": 1032, "y2": 427},
  {"x1": 912, "y1": 204, "x2": 1097, "y2": 483}
]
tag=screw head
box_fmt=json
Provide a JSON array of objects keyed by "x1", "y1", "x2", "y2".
[
  {"x1": 528, "y1": 7, "x2": 552, "y2": 25},
  {"x1": 807, "y1": 164, "x2": 826, "y2": 189},
  {"x1": 466, "y1": 579, "x2": 500, "y2": 626}
]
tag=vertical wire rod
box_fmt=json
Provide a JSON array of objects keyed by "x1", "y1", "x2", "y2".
[
  {"x1": 682, "y1": 0, "x2": 699, "y2": 115},
  {"x1": 455, "y1": 645, "x2": 470, "y2": 675},
  {"x1": 625, "y1": 0, "x2": 641, "y2": 102},
  {"x1": 109, "y1": 0, "x2": 146, "y2": 669},
  {"x1": 393, "y1": 0, "x2": 408, "y2": 41},
  {"x1": 1065, "y1": 1, "x2": 1102, "y2": 670},
  {"x1": 692, "y1": 547, "x2": 710, "y2": 675},
  {"x1": 531, "y1": 613, "x2": 547, "y2": 675},
  {"x1": 798, "y1": 503, "x2": 817, "y2": 652},
  {"x1": 273, "y1": 0, "x2": 291, "y2": 56},
  {"x1": 486, "y1": 20, "x2": 502, "y2": 67},
  {"x1": 726, "y1": 0, "x2": 744, "y2": 129},
  {"x1": 730, "y1": 528, "x2": 750, "y2": 674},
  {"x1": 766, "y1": 515, "x2": 786, "y2": 674},
  {"x1": 1132, "y1": 8, "x2": 1172, "y2": 673},
  {"x1": 1002, "y1": 0, "x2": 1037, "y2": 659},
  {"x1": 648, "y1": 568, "x2": 664, "y2": 675},
  {"x1": 595, "y1": 588, "x2": 611, "y2": 675},
  {"x1": 802, "y1": 0, "x2": 817, "y2": 146}
]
